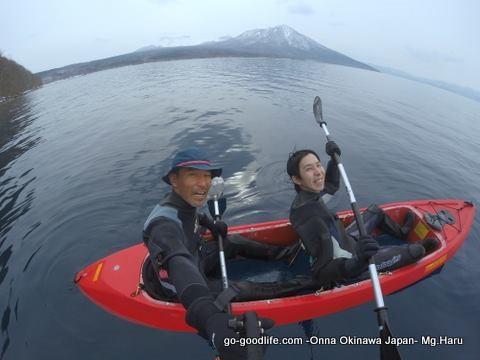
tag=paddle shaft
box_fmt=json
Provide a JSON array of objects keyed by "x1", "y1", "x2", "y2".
[
  {"x1": 321, "y1": 124, "x2": 385, "y2": 308},
  {"x1": 319, "y1": 120, "x2": 401, "y2": 359},
  {"x1": 212, "y1": 196, "x2": 231, "y2": 314},
  {"x1": 210, "y1": 192, "x2": 265, "y2": 359}
]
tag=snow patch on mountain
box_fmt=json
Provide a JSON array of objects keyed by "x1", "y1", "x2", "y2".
[{"x1": 233, "y1": 25, "x2": 327, "y2": 51}]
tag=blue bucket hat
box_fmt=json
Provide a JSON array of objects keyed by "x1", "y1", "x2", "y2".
[{"x1": 162, "y1": 147, "x2": 222, "y2": 185}]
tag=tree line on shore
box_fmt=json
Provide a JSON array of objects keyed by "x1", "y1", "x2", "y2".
[{"x1": 0, "y1": 53, "x2": 42, "y2": 98}]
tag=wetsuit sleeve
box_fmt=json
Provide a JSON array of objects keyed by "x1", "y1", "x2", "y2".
[
  {"x1": 198, "y1": 212, "x2": 212, "y2": 227},
  {"x1": 147, "y1": 218, "x2": 212, "y2": 309},
  {"x1": 324, "y1": 158, "x2": 340, "y2": 195}
]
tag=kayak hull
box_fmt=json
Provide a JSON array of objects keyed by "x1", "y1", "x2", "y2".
[{"x1": 75, "y1": 199, "x2": 475, "y2": 331}]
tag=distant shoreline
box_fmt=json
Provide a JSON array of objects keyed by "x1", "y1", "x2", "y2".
[{"x1": 35, "y1": 31, "x2": 377, "y2": 85}]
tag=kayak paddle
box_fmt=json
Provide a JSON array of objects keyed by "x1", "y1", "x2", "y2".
[
  {"x1": 207, "y1": 177, "x2": 231, "y2": 311},
  {"x1": 207, "y1": 177, "x2": 265, "y2": 360},
  {"x1": 312, "y1": 96, "x2": 402, "y2": 360}
]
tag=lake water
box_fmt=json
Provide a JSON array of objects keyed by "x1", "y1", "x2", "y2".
[{"x1": 0, "y1": 58, "x2": 479, "y2": 360}]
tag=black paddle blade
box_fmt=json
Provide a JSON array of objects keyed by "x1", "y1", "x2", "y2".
[
  {"x1": 207, "y1": 197, "x2": 227, "y2": 218},
  {"x1": 313, "y1": 96, "x2": 324, "y2": 125},
  {"x1": 380, "y1": 321, "x2": 402, "y2": 360}
]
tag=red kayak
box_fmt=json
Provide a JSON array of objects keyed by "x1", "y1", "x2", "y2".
[{"x1": 75, "y1": 199, "x2": 475, "y2": 332}]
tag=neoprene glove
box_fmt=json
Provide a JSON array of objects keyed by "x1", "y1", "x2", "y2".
[
  {"x1": 356, "y1": 235, "x2": 379, "y2": 262},
  {"x1": 325, "y1": 140, "x2": 341, "y2": 157},
  {"x1": 198, "y1": 213, "x2": 228, "y2": 239},
  {"x1": 343, "y1": 235, "x2": 379, "y2": 278},
  {"x1": 211, "y1": 220, "x2": 228, "y2": 239},
  {"x1": 187, "y1": 298, "x2": 274, "y2": 360},
  {"x1": 206, "y1": 312, "x2": 274, "y2": 360}
]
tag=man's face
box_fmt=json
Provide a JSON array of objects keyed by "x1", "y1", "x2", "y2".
[
  {"x1": 169, "y1": 168, "x2": 212, "y2": 207},
  {"x1": 292, "y1": 153, "x2": 326, "y2": 193}
]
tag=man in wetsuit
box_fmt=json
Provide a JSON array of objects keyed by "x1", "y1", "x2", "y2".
[
  {"x1": 286, "y1": 143, "x2": 437, "y2": 289},
  {"x1": 143, "y1": 147, "x2": 303, "y2": 359}
]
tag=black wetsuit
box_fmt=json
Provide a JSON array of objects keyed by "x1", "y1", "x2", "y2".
[
  {"x1": 289, "y1": 160, "x2": 425, "y2": 288},
  {"x1": 143, "y1": 191, "x2": 310, "y2": 312},
  {"x1": 143, "y1": 191, "x2": 214, "y2": 308}
]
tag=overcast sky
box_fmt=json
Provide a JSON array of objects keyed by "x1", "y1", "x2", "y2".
[{"x1": 1, "y1": 0, "x2": 479, "y2": 90}]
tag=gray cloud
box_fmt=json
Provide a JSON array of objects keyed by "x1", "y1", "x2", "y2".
[
  {"x1": 276, "y1": 0, "x2": 314, "y2": 16},
  {"x1": 405, "y1": 46, "x2": 463, "y2": 64},
  {"x1": 288, "y1": 3, "x2": 314, "y2": 15}
]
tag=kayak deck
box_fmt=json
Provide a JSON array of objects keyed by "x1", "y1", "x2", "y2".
[{"x1": 75, "y1": 199, "x2": 475, "y2": 331}]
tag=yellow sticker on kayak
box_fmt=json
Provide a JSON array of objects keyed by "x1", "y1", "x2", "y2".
[
  {"x1": 414, "y1": 221, "x2": 429, "y2": 240},
  {"x1": 93, "y1": 262, "x2": 104, "y2": 282},
  {"x1": 425, "y1": 254, "x2": 447, "y2": 273}
]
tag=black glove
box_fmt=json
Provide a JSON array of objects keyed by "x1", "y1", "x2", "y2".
[
  {"x1": 205, "y1": 311, "x2": 248, "y2": 360},
  {"x1": 211, "y1": 220, "x2": 228, "y2": 239},
  {"x1": 207, "y1": 312, "x2": 274, "y2": 360},
  {"x1": 187, "y1": 298, "x2": 274, "y2": 360},
  {"x1": 198, "y1": 213, "x2": 228, "y2": 239},
  {"x1": 356, "y1": 235, "x2": 379, "y2": 262},
  {"x1": 343, "y1": 235, "x2": 379, "y2": 278},
  {"x1": 325, "y1": 140, "x2": 341, "y2": 157}
]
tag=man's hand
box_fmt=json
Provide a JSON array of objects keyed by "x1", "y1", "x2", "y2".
[
  {"x1": 211, "y1": 220, "x2": 228, "y2": 239},
  {"x1": 187, "y1": 297, "x2": 274, "y2": 360},
  {"x1": 198, "y1": 213, "x2": 228, "y2": 240},
  {"x1": 207, "y1": 312, "x2": 275, "y2": 360},
  {"x1": 206, "y1": 311, "x2": 247, "y2": 359}
]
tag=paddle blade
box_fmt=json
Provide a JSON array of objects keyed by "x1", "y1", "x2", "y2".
[
  {"x1": 209, "y1": 176, "x2": 225, "y2": 199},
  {"x1": 313, "y1": 96, "x2": 324, "y2": 125},
  {"x1": 207, "y1": 197, "x2": 227, "y2": 218},
  {"x1": 218, "y1": 197, "x2": 227, "y2": 215},
  {"x1": 379, "y1": 321, "x2": 402, "y2": 360}
]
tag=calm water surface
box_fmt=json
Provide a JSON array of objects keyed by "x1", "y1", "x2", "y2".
[{"x1": 0, "y1": 58, "x2": 479, "y2": 359}]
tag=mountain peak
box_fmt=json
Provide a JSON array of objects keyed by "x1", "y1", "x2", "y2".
[
  {"x1": 233, "y1": 25, "x2": 324, "y2": 51},
  {"x1": 38, "y1": 25, "x2": 377, "y2": 84},
  {"x1": 271, "y1": 24, "x2": 296, "y2": 34}
]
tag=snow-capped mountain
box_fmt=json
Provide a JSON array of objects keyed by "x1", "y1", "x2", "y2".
[
  {"x1": 37, "y1": 25, "x2": 376, "y2": 83},
  {"x1": 208, "y1": 25, "x2": 375, "y2": 71},
  {"x1": 223, "y1": 25, "x2": 326, "y2": 51}
]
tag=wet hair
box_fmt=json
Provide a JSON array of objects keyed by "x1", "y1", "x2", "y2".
[{"x1": 286, "y1": 149, "x2": 321, "y2": 192}]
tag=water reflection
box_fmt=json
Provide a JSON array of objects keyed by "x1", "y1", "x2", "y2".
[
  {"x1": 0, "y1": 96, "x2": 42, "y2": 357},
  {"x1": 0, "y1": 97, "x2": 41, "y2": 239}
]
